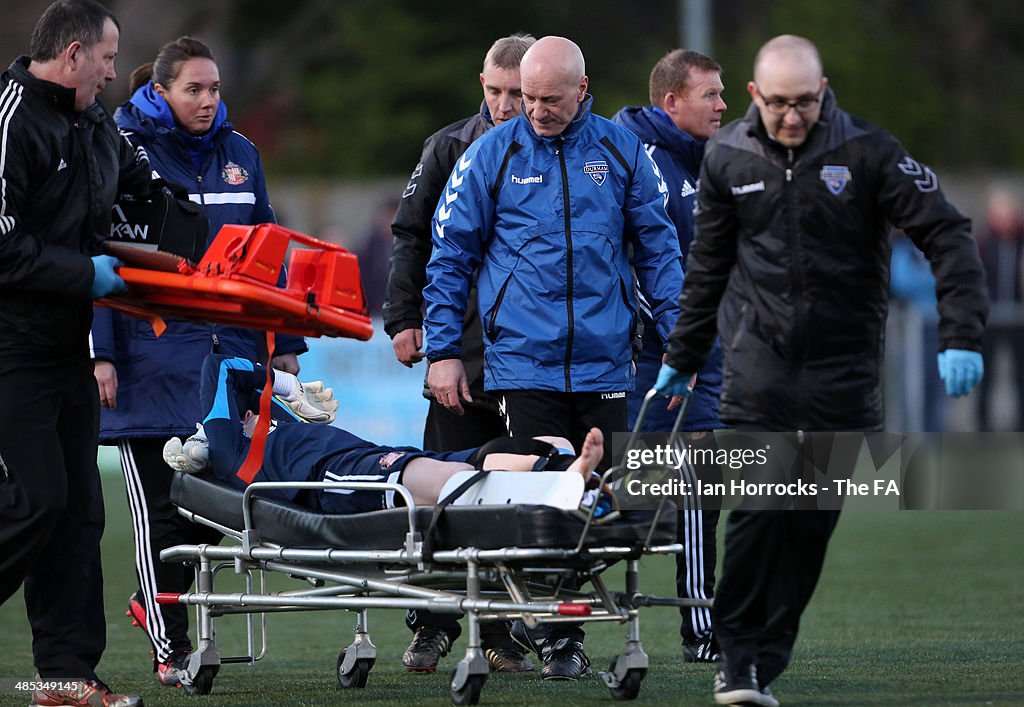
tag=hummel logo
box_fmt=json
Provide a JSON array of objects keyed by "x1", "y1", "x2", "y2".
[
  {"x1": 600, "y1": 392, "x2": 626, "y2": 400},
  {"x1": 57, "y1": 158, "x2": 67, "y2": 172},
  {"x1": 680, "y1": 180, "x2": 696, "y2": 198},
  {"x1": 511, "y1": 173, "x2": 543, "y2": 185}
]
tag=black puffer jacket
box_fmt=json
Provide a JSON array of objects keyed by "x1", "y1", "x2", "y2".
[
  {"x1": 0, "y1": 57, "x2": 151, "y2": 371},
  {"x1": 666, "y1": 89, "x2": 988, "y2": 430},
  {"x1": 383, "y1": 102, "x2": 497, "y2": 411}
]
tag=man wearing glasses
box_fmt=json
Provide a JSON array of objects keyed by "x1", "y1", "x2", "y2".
[{"x1": 655, "y1": 35, "x2": 987, "y2": 706}]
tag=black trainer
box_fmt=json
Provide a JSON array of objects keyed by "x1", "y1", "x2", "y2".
[
  {"x1": 510, "y1": 621, "x2": 590, "y2": 681},
  {"x1": 481, "y1": 633, "x2": 534, "y2": 673},
  {"x1": 683, "y1": 638, "x2": 720, "y2": 663},
  {"x1": 402, "y1": 626, "x2": 457, "y2": 672},
  {"x1": 712, "y1": 662, "x2": 777, "y2": 706},
  {"x1": 539, "y1": 636, "x2": 591, "y2": 681}
]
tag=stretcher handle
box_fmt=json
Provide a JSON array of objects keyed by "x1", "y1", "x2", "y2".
[
  {"x1": 575, "y1": 377, "x2": 696, "y2": 554},
  {"x1": 622, "y1": 376, "x2": 696, "y2": 461}
]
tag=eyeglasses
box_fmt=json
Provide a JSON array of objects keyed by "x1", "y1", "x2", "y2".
[{"x1": 755, "y1": 85, "x2": 821, "y2": 115}]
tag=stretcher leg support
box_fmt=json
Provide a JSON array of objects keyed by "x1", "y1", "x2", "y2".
[
  {"x1": 599, "y1": 559, "x2": 649, "y2": 701},
  {"x1": 336, "y1": 608, "x2": 376, "y2": 689},
  {"x1": 450, "y1": 559, "x2": 490, "y2": 705}
]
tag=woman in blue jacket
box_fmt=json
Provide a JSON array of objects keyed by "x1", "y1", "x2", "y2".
[{"x1": 90, "y1": 36, "x2": 306, "y2": 688}]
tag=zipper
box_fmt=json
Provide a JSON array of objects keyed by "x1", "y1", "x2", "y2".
[
  {"x1": 784, "y1": 148, "x2": 805, "y2": 359},
  {"x1": 486, "y1": 274, "x2": 514, "y2": 339},
  {"x1": 783, "y1": 147, "x2": 808, "y2": 414},
  {"x1": 557, "y1": 137, "x2": 574, "y2": 392}
]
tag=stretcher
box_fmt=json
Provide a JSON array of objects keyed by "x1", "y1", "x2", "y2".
[
  {"x1": 158, "y1": 390, "x2": 705, "y2": 704},
  {"x1": 98, "y1": 223, "x2": 373, "y2": 340}
]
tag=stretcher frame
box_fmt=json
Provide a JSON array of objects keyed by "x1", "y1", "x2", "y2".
[{"x1": 159, "y1": 389, "x2": 707, "y2": 704}]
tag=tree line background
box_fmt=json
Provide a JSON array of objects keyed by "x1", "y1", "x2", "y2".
[{"x1": 5, "y1": 0, "x2": 1023, "y2": 178}]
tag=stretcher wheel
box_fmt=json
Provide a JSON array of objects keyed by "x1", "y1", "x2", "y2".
[
  {"x1": 607, "y1": 663, "x2": 646, "y2": 701},
  {"x1": 336, "y1": 652, "x2": 374, "y2": 689},
  {"x1": 184, "y1": 665, "x2": 219, "y2": 696},
  {"x1": 449, "y1": 670, "x2": 486, "y2": 705}
]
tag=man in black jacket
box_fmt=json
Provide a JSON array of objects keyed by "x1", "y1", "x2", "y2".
[
  {"x1": 656, "y1": 35, "x2": 988, "y2": 706},
  {"x1": 0, "y1": 2, "x2": 154, "y2": 706},
  {"x1": 382, "y1": 32, "x2": 536, "y2": 675}
]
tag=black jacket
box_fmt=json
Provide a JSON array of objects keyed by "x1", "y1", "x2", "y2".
[
  {"x1": 383, "y1": 102, "x2": 497, "y2": 410},
  {"x1": 666, "y1": 89, "x2": 988, "y2": 430},
  {"x1": 0, "y1": 57, "x2": 152, "y2": 371}
]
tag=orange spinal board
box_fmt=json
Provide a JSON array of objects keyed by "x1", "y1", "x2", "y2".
[{"x1": 98, "y1": 223, "x2": 373, "y2": 340}]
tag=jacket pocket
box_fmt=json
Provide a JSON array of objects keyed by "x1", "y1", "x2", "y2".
[
  {"x1": 485, "y1": 271, "x2": 514, "y2": 340},
  {"x1": 618, "y1": 274, "x2": 640, "y2": 356}
]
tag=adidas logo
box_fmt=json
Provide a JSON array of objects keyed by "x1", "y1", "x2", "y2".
[
  {"x1": 57, "y1": 158, "x2": 68, "y2": 172},
  {"x1": 680, "y1": 179, "x2": 696, "y2": 198}
]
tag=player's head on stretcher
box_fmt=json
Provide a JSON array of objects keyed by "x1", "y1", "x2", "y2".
[{"x1": 162, "y1": 355, "x2": 612, "y2": 515}]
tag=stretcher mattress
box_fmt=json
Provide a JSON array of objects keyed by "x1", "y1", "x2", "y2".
[{"x1": 170, "y1": 471, "x2": 676, "y2": 552}]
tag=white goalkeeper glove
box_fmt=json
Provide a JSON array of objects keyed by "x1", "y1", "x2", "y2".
[
  {"x1": 281, "y1": 380, "x2": 338, "y2": 423},
  {"x1": 162, "y1": 423, "x2": 210, "y2": 473}
]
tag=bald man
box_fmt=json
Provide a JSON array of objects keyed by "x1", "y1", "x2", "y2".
[
  {"x1": 422, "y1": 36, "x2": 683, "y2": 680},
  {"x1": 655, "y1": 35, "x2": 987, "y2": 705}
]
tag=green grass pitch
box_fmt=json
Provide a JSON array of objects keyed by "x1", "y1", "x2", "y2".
[{"x1": 0, "y1": 457, "x2": 1021, "y2": 706}]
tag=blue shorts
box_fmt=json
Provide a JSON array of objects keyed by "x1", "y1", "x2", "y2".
[{"x1": 316, "y1": 446, "x2": 475, "y2": 514}]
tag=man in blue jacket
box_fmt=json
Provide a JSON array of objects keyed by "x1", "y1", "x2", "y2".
[
  {"x1": 612, "y1": 48, "x2": 727, "y2": 665},
  {"x1": 423, "y1": 36, "x2": 683, "y2": 680}
]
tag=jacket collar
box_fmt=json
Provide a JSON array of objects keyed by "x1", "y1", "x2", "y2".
[
  {"x1": 479, "y1": 100, "x2": 495, "y2": 127},
  {"x1": 523, "y1": 93, "x2": 593, "y2": 142},
  {"x1": 8, "y1": 55, "x2": 81, "y2": 115},
  {"x1": 612, "y1": 104, "x2": 706, "y2": 173},
  {"x1": 125, "y1": 81, "x2": 229, "y2": 138}
]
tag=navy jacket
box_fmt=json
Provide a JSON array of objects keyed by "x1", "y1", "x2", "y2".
[
  {"x1": 92, "y1": 85, "x2": 305, "y2": 440},
  {"x1": 612, "y1": 106, "x2": 724, "y2": 430},
  {"x1": 424, "y1": 96, "x2": 682, "y2": 393}
]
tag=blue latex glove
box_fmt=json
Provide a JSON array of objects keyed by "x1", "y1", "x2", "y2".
[
  {"x1": 654, "y1": 363, "x2": 692, "y2": 396},
  {"x1": 937, "y1": 349, "x2": 984, "y2": 398},
  {"x1": 90, "y1": 255, "x2": 127, "y2": 298}
]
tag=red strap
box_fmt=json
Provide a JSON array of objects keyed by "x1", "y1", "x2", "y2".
[{"x1": 236, "y1": 331, "x2": 276, "y2": 485}]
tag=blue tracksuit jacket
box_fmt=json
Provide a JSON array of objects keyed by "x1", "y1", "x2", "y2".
[{"x1": 423, "y1": 96, "x2": 683, "y2": 393}]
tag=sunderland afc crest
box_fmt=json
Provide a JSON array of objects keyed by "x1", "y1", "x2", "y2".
[
  {"x1": 222, "y1": 161, "x2": 250, "y2": 186},
  {"x1": 583, "y1": 160, "x2": 609, "y2": 186},
  {"x1": 820, "y1": 165, "x2": 852, "y2": 195}
]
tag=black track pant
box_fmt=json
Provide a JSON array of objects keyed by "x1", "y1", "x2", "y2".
[
  {"x1": 0, "y1": 362, "x2": 106, "y2": 680},
  {"x1": 713, "y1": 430, "x2": 850, "y2": 688},
  {"x1": 118, "y1": 437, "x2": 223, "y2": 664},
  {"x1": 410, "y1": 399, "x2": 508, "y2": 638},
  {"x1": 674, "y1": 431, "x2": 721, "y2": 649},
  {"x1": 713, "y1": 509, "x2": 840, "y2": 688}
]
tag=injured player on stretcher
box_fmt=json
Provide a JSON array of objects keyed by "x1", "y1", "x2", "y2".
[{"x1": 163, "y1": 355, "x2": 606, "y2": 514}]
